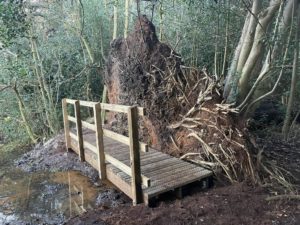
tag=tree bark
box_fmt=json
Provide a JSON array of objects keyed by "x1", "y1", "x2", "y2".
[
  {"x1": 237, "y1": 0, "x2": 281, "y2": 103},
  {"x1": 282, "y1": 2, "x2": 300, "y2": 140}
]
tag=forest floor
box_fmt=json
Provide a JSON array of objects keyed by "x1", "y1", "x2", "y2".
[{"x1": 14, "y1": 131, "x2": 300, "y2": 225}]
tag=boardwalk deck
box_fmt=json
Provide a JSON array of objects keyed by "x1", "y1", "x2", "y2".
[
  {"x1": 62, "y1": 98, "x2": 213, "y2": 205},
  {"x1": 69, "y1": 130, "x2": 212, "y2": 205}
]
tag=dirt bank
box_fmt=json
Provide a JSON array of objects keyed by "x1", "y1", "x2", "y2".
[
  {"x1": 15, "y1": 133, "x2": 99, "y2": 182},
  {"x1": 12, "y1": 131, "x2": 299, "y2": 225},
  {"x1": 66, "y1": 182, "x2": 299, "y2": 225}
]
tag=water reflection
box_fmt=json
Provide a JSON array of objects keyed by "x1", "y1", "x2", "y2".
[{"x1": 0, "y1": 170, "x2": 103, "y2": 224}]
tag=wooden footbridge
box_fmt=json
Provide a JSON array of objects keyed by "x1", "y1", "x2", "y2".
[{"x1": 62, "y1": 98, "x2": 212, "y2": 205}]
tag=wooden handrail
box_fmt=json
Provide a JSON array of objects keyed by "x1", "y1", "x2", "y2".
[
  {"x1": 62, "y1": 98, "x2": 148, "y2": 205},
  {"x1": 66, "y1": 103, "x2": 148, "y2": 152},
  {"x1": 64, "y1": 98, "x2": 145, "y2": 116}
]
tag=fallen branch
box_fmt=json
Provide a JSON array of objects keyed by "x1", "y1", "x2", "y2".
[{"x1": 266, "y1": 194, "x2": 300, "y2": 201}]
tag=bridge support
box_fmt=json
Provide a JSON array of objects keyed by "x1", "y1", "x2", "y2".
[{"x1": 128, "y1": 106, "x2": 143, "y2": 205}]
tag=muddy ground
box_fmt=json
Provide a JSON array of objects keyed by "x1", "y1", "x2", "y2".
[
  {"x1": 16, "y1": 133, "x2": 100, "y2": 182},
  {"x1": 14, "y1": 133, "x2": 131, "y2": 209},
  {"x1": 12, "y1": 131, "x2": 299, "y2": 225},
  {"x1": 66, "y1": 183, "x2": 299, "y2": 225}
]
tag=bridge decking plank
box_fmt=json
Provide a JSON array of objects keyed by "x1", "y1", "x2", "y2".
[{"x1": 69, "y1": 132, "x2": 213, "y2": 205}]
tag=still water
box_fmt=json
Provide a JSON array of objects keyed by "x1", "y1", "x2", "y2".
[
  {"x1": 0, "y1": 169, "x2": 103, "y2": 224},
  {"x1": 0, "y1": 143, "x2": 122, "y2": 225}
]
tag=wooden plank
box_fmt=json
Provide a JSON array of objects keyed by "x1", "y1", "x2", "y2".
[
  {"x1": 78, "y1": 100, "x2": 97, "y2": 108},
  {"x1": 101, "y1": 103, "x2": 130, "y2": 114},
  {"x1": 103, "y1": 129, "x2": 148, "y2": 152},
  {"x1": 128, "y1": 106, "x2": 143, "y2": 205},
  {"x1": 67, "y1": 115, "x2": 76, "y2": 123},
  {"x1": 74, "y1": 100, "x2": 85, "y2": 161},
  {"x1": 70, "y1": 143, "x2": 79, "y2": 154},
  {"x1": 106, "y1": 165, "x2": 133, "y2": 199},
  {"x1": 105, "y1": 153, "x2": 150, "y2": 187},
  {"x1": 62, "y1": 99, "x2": 71, "y2": 151},
  {"x1": 65, "y1": 99, "x2": 77, "y2": 104},
  {"x1": 108, "y1": 151, "x2": 161, "y2": 163},
  {"x1": 101, "y1": 85, "x2": 107, "y2": 124},
  {"x1": 81, "y1": 120, "x2": 96, "y2": 131},
  {"x1": 146, "y1": 162, "x2": 198, "y2": 178},
  {"x1": 153, "y1": 168, "x2": 209, "y2": 185},
  {"x1": 142, "y1": 158, "x2": 178, "y2": 172},
  {"x1": 74, "y1": 101, "x2": 84, "y2": 161},
  {"x1": 94, "y1": 103, "x2": 106, "y2": 180},
  {"x1": 69, "y1": 132, "x2": 78, "y2": 141},
  {"x1": 145, "y1": 169, "x2": 212, "y2": 198},
  {"x1": 83, "y1": 141, "x2": 97, "y2": 154},
  {"x1": 101, "y1": 103, "x2": 145, "y2": 116},
  {"x1": 84, "y1": 150, "x2": 99, "y2": 170},
  {"x1": 122, "y1": 154, "x2": 170, "y2": 168},
  {"x1": 151, "y1": 167, "x2": 201, "y2": 184}
]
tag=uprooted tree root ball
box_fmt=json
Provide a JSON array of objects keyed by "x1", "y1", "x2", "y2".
[{"x1": 105, "y1": 16, "x2": 294, "y2": 189}]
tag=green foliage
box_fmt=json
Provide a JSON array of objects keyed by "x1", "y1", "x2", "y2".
[
  {"x1": 0, "y1": 0, "x2": 297, "y2": 143},
  {"x1": 0, "y1": 0, "x2": 28, "y2": 47}
]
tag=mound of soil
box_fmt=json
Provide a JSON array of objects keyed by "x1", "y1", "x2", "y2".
[
  {"x1": 66, "y1": 183, "x2": 300, "y2": 225},
  {"x1": 105, "y1": 15, "x2": 188, "y2": 149},
  {"x1": 105, "y1": 15, "x2": 256, "y2": 183},
  {"x1": 15, "y1": 133, "x2": 99, "y2": 182}
]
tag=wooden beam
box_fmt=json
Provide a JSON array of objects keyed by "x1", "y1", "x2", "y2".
[
  {"x1": 65, "y1": 99, "x2": 76, "y2": 104},
  {"x1": 83, "y1": 140, "x2": 97, "y2": 153},
  {"x1": 101, "y1": 103, "x2": 145, "y2": 116},
  {"x1": 66, "y1": 98, "x2": 145, "y2": 116},
  {"x1": 105, "y1": 153, "x2": 150, "y2": 187},
  {"x1": 106, "y1": 165, "x2": 133, "y2": 199},
  {"x1": 81, "y1": 120, "x2": 96, "y2": 131},
  {"x1": 103, "y1": 129, "x2": 148, "y2": 152},
  {"x1": 94, "y1": 103, "x2": 106, "y2": 180},
  {"x1": 62, "y1": 98, "x2": 71, "y2": 151},
  {"x1": 79, "y1": 100, "x2": 98, "y2": 108},
  {"x1": 74, "y1": 100, "x2": 85, "y2": 162},
  {"x1": 128, "y1": 106, "x2": 143, "y2": 205},
  {"x1": 67, "y1": 115, "x2": 76, "y2": 123},
  {"x1": 101, "y1": 85, "x2": 107, "y2": 124}
]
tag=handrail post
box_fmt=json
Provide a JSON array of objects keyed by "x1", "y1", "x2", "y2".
[
  {"x1": 62, "y1": 98, "x2": 71, "y2": 151},
  {"x1": 128, "y1": 106, "x2": 143, "y2": 205},
  {"x1": 74, "y1": 100, "x2": 84, "y2": 161},
  {"x1": 94, "y1": 102, "x2": 106, "y2": 180}
]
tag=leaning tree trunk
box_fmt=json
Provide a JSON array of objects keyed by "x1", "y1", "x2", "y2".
[
  {"x1": 225, "y1": 0, "x2": 281, "y2": 105},
  {"x1": 282, "y1": 2, "x2": 300, "y2": 140}
]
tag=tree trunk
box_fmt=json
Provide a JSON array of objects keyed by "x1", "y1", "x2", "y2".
[
  {"x1": 224, "y1": 12, "x2": 250, "y2": 101},
  {"x1": 282, "y1": 2, "x2": 300, "y2": 140},
  {"x1": 12, "y1": 85, "x2": 37, "y2": 143},
  {"x1": 237, "y1": 0, "x2": 281, "y2": 103},
  {"x1": 113, "y1": 0, "x2": 118, "y2": 39},
  {"x1": 124, "y1": 0, "x2": 129, "y2": 38}
]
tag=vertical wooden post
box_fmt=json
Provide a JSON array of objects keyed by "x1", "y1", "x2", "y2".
[
  {"x1": 128, "y1": 106, "x2": 142, "y2": 205},
  {"x1": 94, "y1": 103, "x2": 106, "y2": 180},
  {"x1": 74, "y1": 100, "x2": 84, "y2": 161},
  {"x1": 62, "y1": 98, "x2": 71, "y2": 151},
  {"x1": 101, "y1": 85, "x2": 107, "y2": 124},
  {"x1": 68, "y1": 171, "x2": 72, "y2": 218}
]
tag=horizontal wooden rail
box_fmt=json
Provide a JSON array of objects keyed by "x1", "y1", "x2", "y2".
[
  {"x1": 65, "y1": 98, "x2": 145, "y2": 116},
  {"x1": 63, "y1": 98, "x2": 148, "y2": 204},
  {"x1": 69, "y1": 132, "x2": 150, "y2": 187},
  {"x1": 68, "y1": 116, "x2": 148, "y2": 152},
  {"x1": 103, "y1": 129, "x2": 148, "y2": 152},
  {"x1": 105, "y1": 154, "x2": 150, "y2": 187}
]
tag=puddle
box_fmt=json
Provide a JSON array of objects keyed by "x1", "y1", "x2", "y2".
[
  {"x1": 0, "y1": 142, "x2": 129, "y2": 225},
  {"x1": 0, "y1": 169, "x2": 107, "y2": 224}
]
